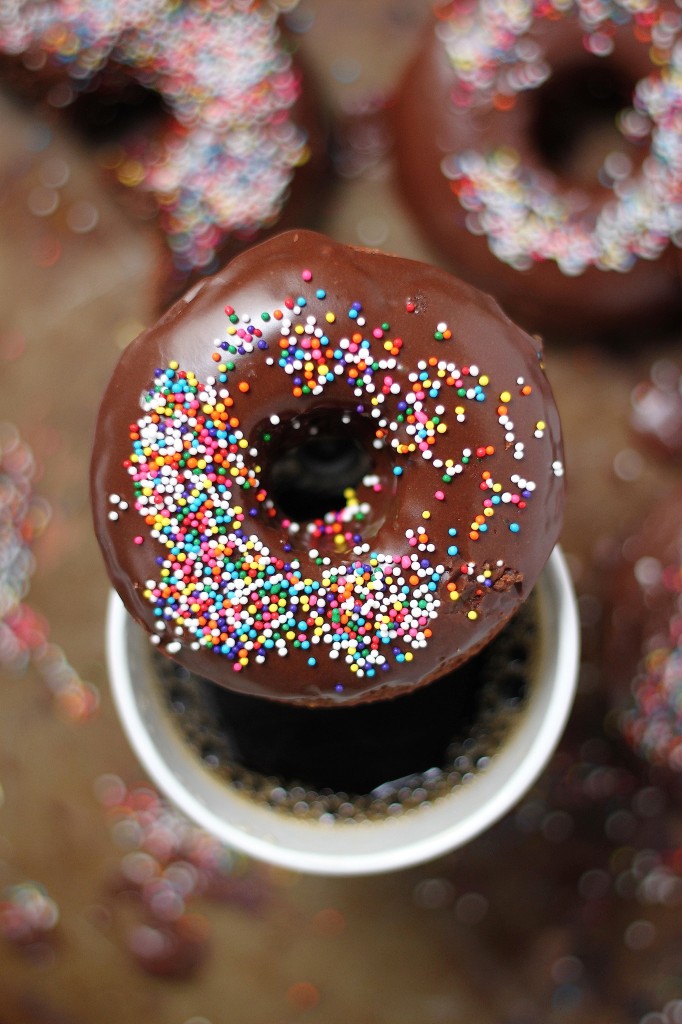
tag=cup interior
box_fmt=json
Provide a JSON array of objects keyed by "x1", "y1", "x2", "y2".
[{"x1": 107, "y1": 546, "x2": 579, "y2": 876}]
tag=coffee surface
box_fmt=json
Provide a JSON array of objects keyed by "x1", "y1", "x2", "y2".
[{"x1": 155, "y1": 597, "x2": 538, "y2": 822}]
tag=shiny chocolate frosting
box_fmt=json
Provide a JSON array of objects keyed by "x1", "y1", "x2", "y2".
[{"x1": 91, "y1": 229, "x2": 565, "y2": 706}]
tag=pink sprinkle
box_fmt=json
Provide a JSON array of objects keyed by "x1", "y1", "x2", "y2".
[
  {"x1": 302, "y1": 269, "x2": 312, "y2": 281},
  {"x1": 134, "y1": 536, "x2": 144, "y2": 545},
  {"x1": 401, "y1": 555, "x2": 411, "y2": 569},
  {"x1": 435, "y1": 490, "x2": 445, "y2": 501},
  {"x1": 372, "y1": 327, "x2": 384, "y2": 339}
]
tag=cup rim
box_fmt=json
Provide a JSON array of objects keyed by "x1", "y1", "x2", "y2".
[{"x1": 107, "y1": 545, "x2": 579, "y2": 876}]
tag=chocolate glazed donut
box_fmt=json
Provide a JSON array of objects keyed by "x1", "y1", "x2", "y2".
[
  {"x1": 91, "y1": 230, "x2": 565, "y2": 706},
  {"x1": 392, "y1": 0, "x2": 682, "y2": 340}
]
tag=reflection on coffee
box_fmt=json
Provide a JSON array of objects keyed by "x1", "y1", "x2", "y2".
[{"x1": 154, "y1": 595, "x2": 538, "y2": 824}]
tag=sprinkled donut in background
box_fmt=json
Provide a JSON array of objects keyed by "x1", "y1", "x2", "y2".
[
  {"x1": 603, "y1": 487, "x2": 682, "y2": 773},
  {"x1": 392, "y1": 0, "x2": 682, "y2": 340},
  {"x1": 0, "y1": 0, "x2": 325, "y2": 296},
  {"x1": 630, "y1": 356, "x2": 682, "y2": 462},
  {"x1": 91, "y1": 230, "x2": 565, "y2": 707}
]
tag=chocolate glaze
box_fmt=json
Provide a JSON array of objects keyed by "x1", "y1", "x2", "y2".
[
  {"x1": 92, "y1": 229, "x2": 565, "y2": 706},
  {"x1": 392, "y1": 9, "x2": 682, "y2": 340}
]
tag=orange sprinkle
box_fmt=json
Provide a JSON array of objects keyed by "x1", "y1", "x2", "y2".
[
  {"x1": 493, "y1": 93, "x2": 516, "y2": 111},
  {"x1": 286, "y1": 982, "x2": 320, "y2": 1011}
]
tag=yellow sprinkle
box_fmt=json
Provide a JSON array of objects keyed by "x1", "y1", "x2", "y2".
[
  {"x1": 449, "y1": 591, "x2": 459, "y2": 601},
  {"x1": 326, "y1": 312, "x2": 336, "y2": 323},
  {"x1": 404, "y1": 652, "x2": 413, "y2": 661},
  {"x1": 479, "y1": 374, "x2": 489, "y2": 386},
  {"x1": 500, "y1": 390, "x2": 511, "y2": 402},
  {"x1": 467, "y1": 610, "x2": 478, "y2": 620},
  {"x1": 422, "y1": 510, "x2": 431, "y2": 519}
]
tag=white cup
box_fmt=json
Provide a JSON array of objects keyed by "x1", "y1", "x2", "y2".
[{"x1": 107, "y1": 546, "x2": 579, "y2": 876}]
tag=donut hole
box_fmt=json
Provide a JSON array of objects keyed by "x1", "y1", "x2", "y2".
[
  {"x1": 264, "y1": 413, "x2": 376, "y2": 524},
  {"x1": 531, "y1": 60, "x2": 638, "y2": 186},
  {"x1": 57, "y1": 65, "x2": 169, "y2": 146}
]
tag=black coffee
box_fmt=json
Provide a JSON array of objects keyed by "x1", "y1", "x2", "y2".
[{"x1": 153, "y1": 595, "x2": 537, "y2": 824}]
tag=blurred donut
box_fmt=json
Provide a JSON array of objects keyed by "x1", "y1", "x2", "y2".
[
  {"x1": 603, "y1": 487, "x2": 682, "y2": 772},
  {"x1": 0, "y1": 0, "x2": 326, "y2": 297},
  {"x1": 392, "y1": 0, "x2": 682, "y2": 339},
  {"x1": 630, "y1": 357, "x2": 682, "y2": 462}
]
